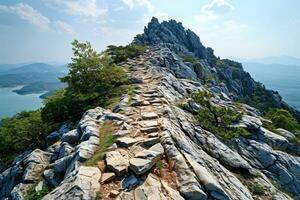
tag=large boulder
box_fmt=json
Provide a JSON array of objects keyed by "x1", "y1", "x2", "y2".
[
  {"x1": 42, "y1": 166, "x2": 101, "y2": 200},
  {"x1": 0, "y1": 149, "x2": 51, "y2": 199},
  {"x1": 61, "y1": 129, "x2": 80, "y2": 144}
]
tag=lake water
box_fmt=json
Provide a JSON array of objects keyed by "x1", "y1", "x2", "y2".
[
  {"x1": 243, "y1": 63, "x2": 300, "y2": 111},
  {"x1": 0, "y1": 86, "x2": 44, "y2": 118}
]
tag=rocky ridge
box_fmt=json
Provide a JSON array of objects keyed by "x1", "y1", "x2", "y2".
[
  {"x1": 1, "y1": 18, "x2": 300, "y2": 200},
  {"x1": 134, "y1": 17, "x2": 300, "y2": 122}
]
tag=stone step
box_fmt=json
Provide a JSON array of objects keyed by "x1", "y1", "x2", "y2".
[
  {"x1": 141, "y1": 112, "x2": 159, "y2": 120},
  {"x1": 116, "y1": 137, "x2": 144, "y2": 148},
  {"x1": 129, "y1": 143, "x2": 164, "y2": 175},
  {"x1": 140, "y1": 126, "x2": 159, "y2": 133},
  {"x1": 139, "y1": 120, "x2": 159, "y2": 128}
]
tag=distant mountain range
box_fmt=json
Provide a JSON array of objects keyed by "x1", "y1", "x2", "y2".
[
  {"x1": 0, "y1": 62, "x2": 68, "y2": 98},
  {"x1": 235, "y1": 56, "x2": 300, "y2": 66}
]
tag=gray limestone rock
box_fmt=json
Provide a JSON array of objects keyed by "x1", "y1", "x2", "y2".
[
  {"x1": 42, "y1": 166, "x2": 101, "y2": 200},
  {"x1": 129, "y1": 143, "x2": 164, "y2": 175},
  {"x1": 61, "y1": 129, "x2": 80, "y2": 144},
  {"x1": 106, "y1": 149, "x2": 130, "y2": 176}
]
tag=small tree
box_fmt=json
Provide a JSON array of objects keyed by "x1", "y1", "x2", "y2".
[
  {"x1": 42, "y1": 40, "x2": 128, "y2": 122},
  {"x1": 192, "y1": 90, "x2": 247, "y2": 139},
  {"x1": 61, "y1": 40, "x2": 126, "y2": 94}
]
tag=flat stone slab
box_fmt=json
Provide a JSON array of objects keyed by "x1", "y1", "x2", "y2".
[
  {"x1": 106, "y1": 149, "x2": 130, "y2": 176},
  {"x1": 139, "y1": 120, "x2": 158, "y2": 128},
  {"x1": 149, "y1": 98, "x2": 162, "y2": 104},
  {"x1": 140, "y1": 127, "x2": 159, "y2": 133},
  {"x1": 114, "y1": 130, "x2": 131, "y2": 137},
  {"x1": 148, "y1": 133, "x2": 159, "y2": 138},
  {"x1": 144, "y1": 89, "x2": 157, "y2": 94},
  {"x1": 142, "y1": 137, "x2": 160, "y2": 146},
  {"x1": 129, "y1": 144, "x2": 164, "y2": 175},
  {"x1": 101, "y1": 172, "x2": 116, "y2": 184},
  {"x1": 142, "y1": 101, "x2": 151, "y2": 106},
  {"x1": 110, "y1": 190, "x2": 120, "y2": 197},
  {"x1": 141, "y1": 112, "x2": 158, "y2": 120},
  {"x1": 116, "y1": 137, "x2": 144, "y2": 148}
]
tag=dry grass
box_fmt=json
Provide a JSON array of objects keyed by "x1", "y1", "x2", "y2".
[{"x1": 85, "y1": 121, "x2": 119, "y2": 166}]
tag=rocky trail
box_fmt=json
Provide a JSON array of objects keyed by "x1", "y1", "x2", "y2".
[
  {"x1": 2, "y1": 19, "x2": 300, "y2": 200},
  {"x1": 99, "y1": 50, "x2": 181, "y2": 199}
]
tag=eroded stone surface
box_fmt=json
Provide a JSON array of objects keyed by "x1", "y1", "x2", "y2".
[{"x1": 42, "y1": 166, "x2": 101, "y2": 200}]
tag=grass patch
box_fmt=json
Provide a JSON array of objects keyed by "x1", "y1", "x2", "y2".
[
  {"x1": 154, "y1": 160, "x2": 164, "y2": 177},
  {"x1": 25, "y1": 183, "x2": 50, "y2": 200},
  {"x1": 95, "y1": 192, "x2": 102, "y2": 200},
  {"x1": 85, "y1": 121, "x2": 119, "y2": 166},
  {"x1": 127, "y1": 85, "x2": 134, "y2": 105},
  {"x1": 156, "y1": 161, "x2": 163, "y2": 170},
  {"x1": 249, "y1": 183, "x2": 265, "y2": 195}
]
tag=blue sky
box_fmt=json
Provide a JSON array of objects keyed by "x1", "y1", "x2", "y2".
[{"x1": 0, "y1": 0, "x2": 299, "y2": 63}]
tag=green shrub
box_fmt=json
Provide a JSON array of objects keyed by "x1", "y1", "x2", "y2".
[
  {"x1": 95, "y1": 192, "x2": 102, "y2": 200},
  {"x1": 192, "y1": 90, "x2": 249, "y2": 139},
  {"x1": 249, "y1": 183, "x2": 265, "y2": 195},
  {"x1": 0, "y1": 111, "x2": 58, "y2": 164},
  {"x1": 241, "y1": 83, "x2": 280, "y2": 114},
  {"x1": 180, "y1": 54, "x2": 198, "y2": 65},
  {"x1": 265, "y1": 109, "x2": 300, "y2": 133},
  {"x1": 156, "y1": 161, "x2": 163, "y2": 170},
  {"x1": 107, "y1": 44, "x2": 147, "y2": 64},
  {"x1": 25, "y1": 185, "x2": 50, "y2": 200}
]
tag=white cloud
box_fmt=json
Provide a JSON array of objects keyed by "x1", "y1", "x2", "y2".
[
  {"x1": 202, "y1": 0, "x2": 234, "y2": 15},
  {"x1": 0, "y1": 3, "x2": 50, "y2": 30},
  {"x1": 195, "y1": 0, "x2": 234, "y2": 25},
  {"x1": 43, "y1": 0, "x2": 107, "y2": 22},
  {"x1": 114, "y1": 6, "x2": 125, "y2": 11},
  {"x1": 194, "y1": 0, "x2": 245, "y2": 35},
  {"x1": 121, "y1": 0, "x2": 154, "y2": 12},
  {"x1": 53, "y1": 20, "x2": 75, "y2": 34},
  {"x1": 190, "y1": 0, "x2": 249, "y2": 58},
  {"x1": 289, "y1": 19, "x2": 300, "y2": 26}
]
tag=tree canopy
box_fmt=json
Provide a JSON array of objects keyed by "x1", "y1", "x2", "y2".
[{"x1": 42, "y1": 40, "x2": 128, "y2": 122}]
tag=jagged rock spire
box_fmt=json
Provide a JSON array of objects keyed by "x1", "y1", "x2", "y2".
[{"x1": 133, "y1": 17, "x2": 209, "y2": 59}]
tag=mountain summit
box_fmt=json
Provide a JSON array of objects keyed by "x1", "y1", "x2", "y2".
[
  {"x1": 136, "y1": 17, "x2": 300, "y2": 121},
  {"x1": 134, "y1": 17, "x2": 209, "y2": 59},
  {"x1": 1, "y1": 18, "x2": 300, "y2": 200}
]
